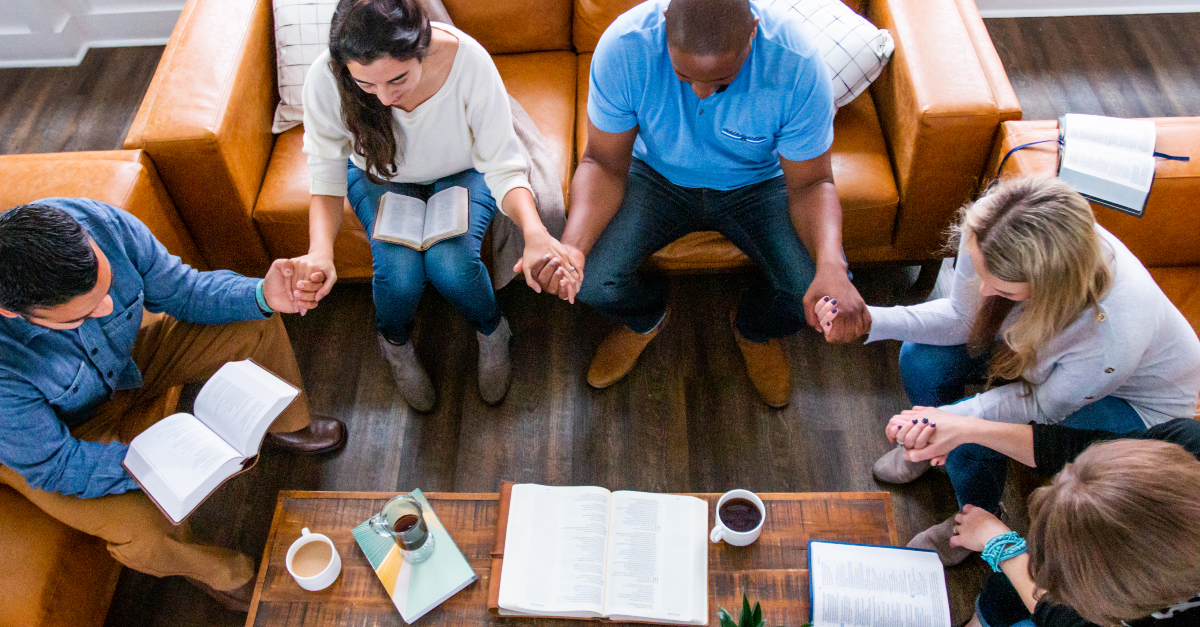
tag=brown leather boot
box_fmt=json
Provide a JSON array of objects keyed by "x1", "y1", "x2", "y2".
[
  {"x1": 264, "y1": 418, "x2": 347, "y2": 456},
  {"x1": 731, "y1": 312, "x2": 791, "y2": 408},
  {"x1": 587, "y1": 309, "x2": 669, "y2": 389}
]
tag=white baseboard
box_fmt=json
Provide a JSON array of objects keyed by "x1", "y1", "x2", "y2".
[
  {"x1": 0, "y1": 6, "x2": 182, "y2": 68},
  {"x1": 979, "y1": 4, "x2": 1200, "y2": 18}
]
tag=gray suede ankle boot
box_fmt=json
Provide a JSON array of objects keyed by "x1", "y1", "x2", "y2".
[
  {"x1": 477, "y1": 317, "x2": 512, "y2": 406},
  {"x1": 378, "y1": 333, "x2": 435, "y2": 412}
]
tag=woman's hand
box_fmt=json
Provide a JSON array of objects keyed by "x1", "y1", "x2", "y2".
[
  {"x1": 263, "y1": 259, "x2": 327, "y2": 314},
  {"x1": 288, "y1": 251, "x2": 338, "y2": 315},
  {"x1": 886, "y1": 407, "x2": 985, "y2": 466},
  {"x1": 949, "y1": 504, "x2": 1011, "y2": 552},
  {"x1": 514, "y1": 228, "x2": 584, "y2": 304},
  {"x1": 812, "y1": 292, "x2": 870, "y2": 343}
]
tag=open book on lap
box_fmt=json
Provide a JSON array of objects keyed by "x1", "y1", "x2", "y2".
[
  {"x1": 808, "y1": 541, "x2": 951, "y2": 627},
  {"x1": 372, "y1": 186, "x2": 469, "y2": 250},
  {"x1": 492, "y1": 483, "x2": 709, "y2": 625},
  {"x1": 122, "y1": 360, "x2": 299, "y2": 524}
]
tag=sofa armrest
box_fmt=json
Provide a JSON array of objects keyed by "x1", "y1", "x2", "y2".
[
  {"x1": 867, "y1": 0, "x2": 1016, "y2": 259},
  {"x1": 125, "y1": 0, "x2": 276, "y2": 275}
]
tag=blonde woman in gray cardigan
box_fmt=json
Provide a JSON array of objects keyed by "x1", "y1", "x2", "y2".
[{"x1": 815, "y1": 176, "x2": 1200, "y2": 565}]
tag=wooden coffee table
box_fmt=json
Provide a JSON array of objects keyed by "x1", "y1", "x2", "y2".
[{"x1": 246, "y1": 490, "x2": 898, "y2": 626}]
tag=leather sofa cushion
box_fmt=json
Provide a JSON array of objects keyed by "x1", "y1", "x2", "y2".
[
  {"x1": 0, "y1": 151, "x2": 206, "y2": 270},
  {"x1": 0, "y1": 485, "x2": 120, "y2": 627},
  {"x1": 573, "y1": 0, "x2": 866, "y2": 53},
  {"x1": 994, "y1": 119, "x2": 1200, "y2": 268},
  {"x1": 574, "y1": 54, "x2": 898, "y2": 270},
  {"x1": 444, "y1": 0, "x2": 572, "y2": 54},
  {"x1": 1148, "y1": 267, "x2": 1200, "y2": 419},
  {"x1": 253, "y1": 52, "x2": 578, "y2": 279}
]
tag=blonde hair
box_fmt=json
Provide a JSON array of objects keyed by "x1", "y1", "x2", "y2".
[
  {"x1": 1027, "y1": 439, "x2": 1200, "y2": 626},
  {"x1": 952, "y1": 176, "x2": 1112, "y2": 382}
]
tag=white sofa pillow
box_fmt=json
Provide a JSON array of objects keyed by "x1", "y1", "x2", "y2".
[
  {"x1": 759, "y1": 0, "x2": 894, "y2": 107},
  {"x1": 272, "y1": 0, "x2": 338, "y2": 133}
]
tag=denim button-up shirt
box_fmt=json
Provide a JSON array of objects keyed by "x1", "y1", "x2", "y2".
[{"x1": 0, "y1": 198, "x2": 266, "y2": 498}]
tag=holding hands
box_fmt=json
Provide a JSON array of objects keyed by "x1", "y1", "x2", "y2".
[
  {"x1": 885, "y1": 407, "x2": 981, "y2": 466},
  {"x1": 263, "y1": 257, "x2": 329, "y2": 315},
  {"x1": 806, "y1": 268, "x2": 869, "y2": 343},
  {"x1": 513, "y1": 232, "x2": 585, "y2": 304}
]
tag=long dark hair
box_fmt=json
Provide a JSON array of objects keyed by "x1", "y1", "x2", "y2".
[{"x1": 329, "y1": 0, "x2": 432, "y2": 183}]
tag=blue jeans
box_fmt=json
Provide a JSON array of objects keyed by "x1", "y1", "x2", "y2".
[
  {"x1": 898, "y1": 341, "x2": 1146, "y2": 511},
  {"x1": 975, "y1": 572, "x2": 1036, "y2": 627},
  {"x1": 578, "y1": 159, "x2": 817, "y2": 342},
  {"x1": 347, "y1": 165, "x2": 501, "y2": 345}
]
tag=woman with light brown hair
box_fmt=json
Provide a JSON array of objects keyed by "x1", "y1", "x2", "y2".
[{"x1": 823, "y1": 175, "x2": 1200, "y2": 564}]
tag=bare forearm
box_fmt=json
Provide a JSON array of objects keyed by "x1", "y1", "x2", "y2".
[
  {"x1": 308, "y1": 195, "x2": 344, "y2": 256},
  {"x1": 970, "y1": 420, "x2": 1038, "y2": 467},
  {"x1": 562, "y1": 157, "x2": 628, "y2": 255},
  {"x1": 788, "y1": 179, "x2": 846, "y2": 270},
  {"x1": 502, "y1": 188, "x2": 549, "y2": 238},
  {"x1": 999, "y1": 553, "x2": 1040, "y2": 613}
]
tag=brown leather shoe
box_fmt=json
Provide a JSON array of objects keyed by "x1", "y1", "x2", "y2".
[
  {"x1": 186, "y1": 576, "x2": 254, "y2": 613},
  {"x1": 731, "y1": 313, "x2": 791, "y2": 408},
  {"x1": 587, "y1": 310, "x2": 669, "y2": 389},
  {"x1": 264, "y1": 418, "x2": 347, "y2": 456}
]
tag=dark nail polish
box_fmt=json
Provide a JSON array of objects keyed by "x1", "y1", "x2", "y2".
[
  {"x1": 825, "y1": 322, "x2": 831, "y2": 327},
  {"x1": 831, "y1": 308, "x2": 837, "y2": 314},
  {"x1": 912, "y1": 419, "x2": 918, "y2": 424},
  {"x1": 931, "y1": 423, "x2": 937, "y2": 427},
  {"x1": 831, "y1": 299, "x2": 838, "y2": 305},
  {"x1": 823, "y1": 296, "x2": 829, "y2": 302},
  {"x1": 922, "y1": 418, "x2": 928, "y2": 424}
]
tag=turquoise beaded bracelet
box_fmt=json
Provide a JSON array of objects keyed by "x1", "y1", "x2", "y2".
[
  {"x1": 256, "y1": 279, "x2": 275, "y2": 315},
  {"x1": 982, "y1": 531, "x2": 1027, "y2": 572}
]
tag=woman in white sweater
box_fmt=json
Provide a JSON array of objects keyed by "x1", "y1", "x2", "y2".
[
  {"x1": 816, "y1": 176, "x2": 1200, "y2": 565},
  {"x1": 293, "y1": 0, "x2": 579, "y2": 410}
]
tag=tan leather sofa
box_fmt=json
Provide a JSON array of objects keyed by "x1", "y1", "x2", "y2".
[
  {"x1": 125, "y1": 0, "x2": 1019, "y2": 279},
  {"x1": 989, "y1": 119, "x2": 1200, "y2": 417},
  {"x1": 0, "y1": 150, "x2": 201, "y2": 627}
]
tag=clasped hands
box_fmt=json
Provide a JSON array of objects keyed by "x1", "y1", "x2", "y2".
[
  {"x1": 261, "y1": 256, "x2": 333, "y2": 316},
  {"x1": 512, "y1": 230, "x2": 585, "y2": 304}
]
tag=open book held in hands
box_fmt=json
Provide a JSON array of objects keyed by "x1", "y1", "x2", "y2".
[
  {"x1": 122, "y1": 360, "x2": 299, "y2": 524},
  {"x1": 372, "y1": 186, "x2": 470, "y2": 250},
  {"x1": 490, "y1": 482, "x2": 709, "y2": 626},
  {"x1": 808, "y1": 541, "x2": 951, "y2": 627},
  {"x1": 1057, "y1": 114, "x2": 1156, "y2": 216}
]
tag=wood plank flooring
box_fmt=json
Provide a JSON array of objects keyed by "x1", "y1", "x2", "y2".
[{"x1": 1, "y1": 12, "x2": 1196, "y2": 627}]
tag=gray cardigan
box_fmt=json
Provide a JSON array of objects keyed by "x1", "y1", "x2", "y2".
[{"x1": 866, "y1": 226, "x2": 1200, "y2": 426}]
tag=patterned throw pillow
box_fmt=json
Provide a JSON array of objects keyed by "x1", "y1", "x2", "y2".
[
  {"x1": 759, "y1": 0, "x2": 895, "y2": 107},
  {"x1": 271, "y1": 0, "x2": 338, "y2": 133}
]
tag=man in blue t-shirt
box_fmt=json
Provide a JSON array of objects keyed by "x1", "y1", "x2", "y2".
[{"x1": 526, "y1": 0, "x2": 867, "y2": 406}]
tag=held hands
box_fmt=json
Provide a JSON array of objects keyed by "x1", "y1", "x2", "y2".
[
  {"x1": 805, "y1": 267, "x2": 869, "y2": 343},
  {"x1": 512, "y1": 228, "x2": 585, "y2": 304},
  {"x1": 949, "y1": 505, "x2": 1011, "y2": 552},
  {"x1": 886, "y1": 407, "x2": 981, "y2": 467},
  {"x1": 284, "y1": 252, "x2": 338, "y2": 315},
  {"x1": 262, "y1": 258, "x2": 328, "y2": 315}
]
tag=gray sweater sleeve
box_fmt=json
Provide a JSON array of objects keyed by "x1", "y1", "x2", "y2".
[{"x1": 865, "y1": 237, "x2": 981, "y2": 346}]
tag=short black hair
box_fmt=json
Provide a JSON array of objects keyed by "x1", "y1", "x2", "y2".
[
  {"x1": 0, "y1": 204, "x2": 99, "y2": 316},
  {"x1": 665, "y1": 0, "x2": 756, "y2": 56}
]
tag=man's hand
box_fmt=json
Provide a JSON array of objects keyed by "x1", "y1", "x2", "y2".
[
  {"x1": 285, "y1": 252, "x2": 337, "y2": 315},
  {"x1": 263, "y1": 258, "x2": 327, "y2": 314},
  {"x1": 512, "y1": 230, "x2": 585, "y2": 304},
  {"x1": 949, "y1": 505, "x2": 1012, "y2": 552},
  {"x1": 804, "y1": 266, "x2": 868, "y2": 342}
]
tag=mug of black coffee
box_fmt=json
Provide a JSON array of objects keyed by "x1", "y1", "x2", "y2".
[
  {"x1": 710, "y1": 489, "x2": 765, "y2": 546},
  {"x1": 369, "y1": 493, "x2": 436, "y2": 563}
]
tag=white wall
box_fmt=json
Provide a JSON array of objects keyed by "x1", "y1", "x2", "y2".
[
  {"x1": 0, "y1": 0, "x2": 184, "y2": 68},
  {"x1": 977, "y1": 0, "x2": 1200, "y2": 18}
]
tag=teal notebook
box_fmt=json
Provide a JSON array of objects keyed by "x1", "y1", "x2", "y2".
[{"x1": 352, "y1": 490, "x2": 478, "y2": 623}]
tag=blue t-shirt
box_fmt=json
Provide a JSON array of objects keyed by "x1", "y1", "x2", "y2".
[{"x1": 587, "y1": 0, "x2": 835, "y2": 190}]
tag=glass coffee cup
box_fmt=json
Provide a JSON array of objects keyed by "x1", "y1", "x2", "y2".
[{"x1": 368, "y1": 493, "x2": 436, "y2": 563}]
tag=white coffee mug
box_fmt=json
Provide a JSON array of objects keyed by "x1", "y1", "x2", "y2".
[
  {"x1": 709, "y1": 489, "x2": 765, "y2": 546},
  {"x1": 285, "y1": 527, "x2": 342, "y2": 591}
]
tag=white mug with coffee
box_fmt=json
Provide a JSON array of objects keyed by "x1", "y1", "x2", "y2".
[
  {"x1": 285, "y1": 527, "x2": 342, "y2": 591},
  {"x1": 710, "y1": 489, "x2": 765, "y2": 546}
]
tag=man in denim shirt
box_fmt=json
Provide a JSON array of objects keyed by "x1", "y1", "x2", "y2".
[{"x1": 0, "y1": 199, "x2": 346, "y2": 611}]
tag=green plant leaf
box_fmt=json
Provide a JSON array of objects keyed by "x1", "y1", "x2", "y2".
[
  {"x1": 717, "y1": 606, "x2": 735, "y2": 627},
  {"x1": 751, "y1": 600, "x2": 762, "y2": 627},
  {"x1": 740, "y1": 594, "x2": 753, "y2": 627}
]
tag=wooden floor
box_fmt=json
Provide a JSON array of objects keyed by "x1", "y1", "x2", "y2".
[{"x1": 0, "y1": 11, "x2": 1196, "y2": 627}]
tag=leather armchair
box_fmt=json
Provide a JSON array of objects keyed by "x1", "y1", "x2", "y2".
[
  {"x1": 125, "y1": 0, "x2": 1019, "y2": 277},
  {"x1": 0, "y1": 150, "x2": 197, "y2": 627}
]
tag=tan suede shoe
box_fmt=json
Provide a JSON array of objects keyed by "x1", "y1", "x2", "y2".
[
  {"x1": 731, "y1": 313, "x2": 791, "y2": 408},
  {"x1": 872, "y1": 444, "x2": 934, "y2": 484},
  {"x1": 907, "y1": 515, "x2": 973, "y2": 565},
  {"x1": 587, "y1": 310, "x2": 669, "y2": 389}
]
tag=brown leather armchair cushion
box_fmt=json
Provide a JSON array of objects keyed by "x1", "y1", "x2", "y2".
[{"x1": 252, "y1": 51, "x2": 579, "y2": 279}]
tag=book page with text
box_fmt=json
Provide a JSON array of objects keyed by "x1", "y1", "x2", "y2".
[
  {"x1": 373, "y1": 192, "x2": 427, "y2": 246},
  {"x1": 1063, "y1": 114, "x2": 1155, "y2": 155},
  {"x1": 126, "y1": 413, "x2": 242, "y2": 505},
  {"x1": 193, "y1": 361, "x2": 298, "y2": 457},
  {"x1": 497, "y1": 484, "x2": 610, "y2": 618},
  {"x1": 1061, "y1": 143, "x2": 1155, "y2": 191},
  {"x1": 810, "y1": 542, "x2": 950, "y2": 627},
  {"x1": 421, "y1": 186, "x2": 469, "y2": 246},
  {"x1": 603, "y1": 492, "x2": 708, "y2": 624}
]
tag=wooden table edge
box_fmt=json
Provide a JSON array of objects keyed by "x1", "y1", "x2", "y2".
[
  {"x1": 275, "y1": 489, "x2": 896, "y2": 501},
  {"x1": 246, "y1": 496, "x2": 288, "y2": 626}
]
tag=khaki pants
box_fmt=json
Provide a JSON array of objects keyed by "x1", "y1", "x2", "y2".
[{"x1": 0, "y1": 313, "x2": 311, "y2": 591}]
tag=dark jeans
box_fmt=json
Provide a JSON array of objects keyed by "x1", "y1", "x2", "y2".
[
  {"x1": 898, "y1": 341, "x2": 1145, "y2": 511},
  {"x1": 578, "y1": 159, "x2": 817, "y2": 342},
  {"x1": 347, "y1": 164, "x2": 501, "y2": 345},
  {"x1": 975, "y1": 572, "x2": 1036, "y2": 627}
]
